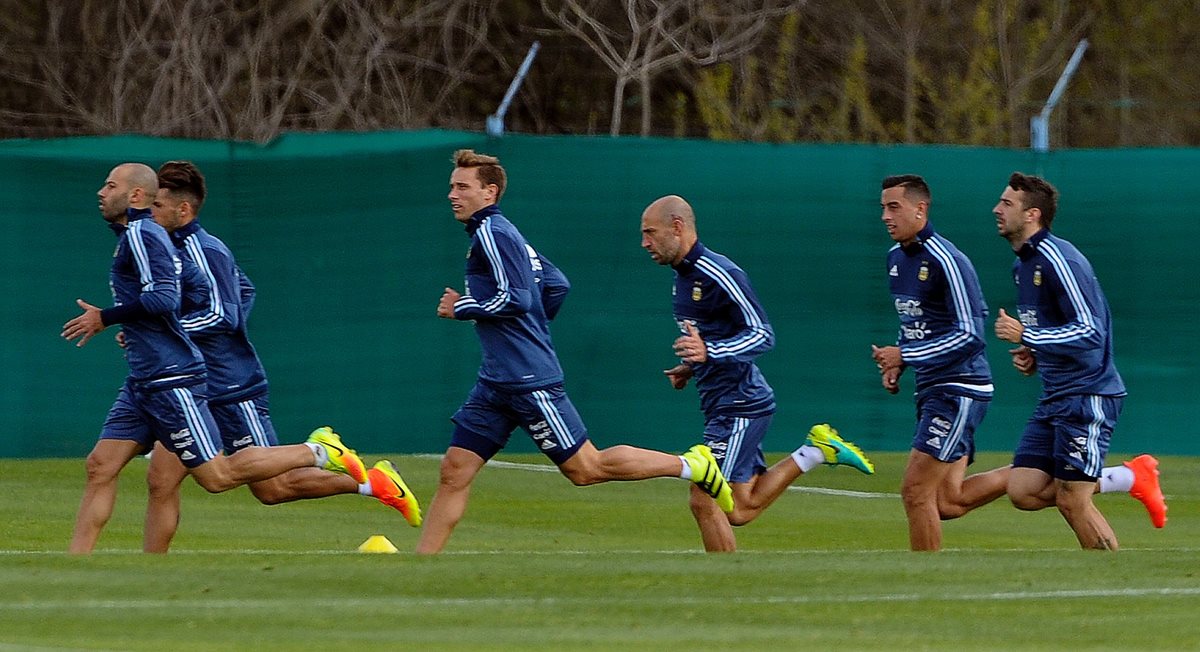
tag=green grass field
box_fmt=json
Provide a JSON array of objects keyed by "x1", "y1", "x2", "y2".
[{"x1": 1, "y1": 452, "x2": 1197, "y2": 651}]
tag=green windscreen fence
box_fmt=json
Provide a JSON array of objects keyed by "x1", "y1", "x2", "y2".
[{"x1": 1, "y1": 131, "x2": 1196, "y2": 458}]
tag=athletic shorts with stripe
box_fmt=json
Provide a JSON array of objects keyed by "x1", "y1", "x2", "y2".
[
  {"x1": 703, "y1": 414, "x2": 771, "y2": 484},
  {"x1": 913, "y1": 388, "x2": 988, "y2": 464},
  {"x1": 210, "y1": 392, "x2": 279, "y2": 454},
  {"x1": 99, "y1": 380, "x2": 223, "y2": 469},
  {"x1": 1013, "y1": 394, "x2": 1122, "y2": 482},
  {"x1": 450, "y1": 381, "x2": 588, "y2": 465}
]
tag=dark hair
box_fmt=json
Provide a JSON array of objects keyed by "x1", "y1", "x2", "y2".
[
  {"x1": 882, "y1": 174, "x2": 931, "y2": 204},
  {"x1": 1007, "y1": 172, "x2": 1057, "y2": 229},
  {"x1": 157, "y1": 160, "x2": 207, "y2": 212},
  {"x1": 453, "y1": 149, "x2": 507, "y2": 201}
]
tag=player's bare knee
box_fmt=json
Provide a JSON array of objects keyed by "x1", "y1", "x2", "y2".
[
  {"x1": 1007, "y1": 489, "x2": 1043, "y2": 511},
  {"x1": 83, "y1": 451, "x2": 124, "y2": 484},
  {"x1": 249, "y1": 481, "x2": 288, "y2": 505},
  {"x1": 728, "y1": 511, "x2": 754, "y2": 527},
  {"x1": 191, "y1": 464, "x2": 237, "y2": 494},
  {"x1": 561, "y1": 465, "x2": 600, "y2": 486},
  {"x1": 437, "y1": 457, "x2": 478, "y2": 492},
  {"x1": 937, "y1": 502, "x2": 968, "y2": 520},
  {"x1": 145, "y1": 472, "x2": 181, "y2": 501}
]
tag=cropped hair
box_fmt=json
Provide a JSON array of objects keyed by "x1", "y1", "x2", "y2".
[
  {"x1": 157, "y1": 160, "x2": 207, "y2": 211},
  {"x1": 1007, "y1": 172, "x2": 1058, "y2": 228},
  {"x1": 882, "y1": 174, "x2": 931, "y2": 204},
  {"x1": 453, "y1": 149, "x2": 507, "y2": 201}
]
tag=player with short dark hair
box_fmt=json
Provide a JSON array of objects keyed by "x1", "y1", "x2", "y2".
[
  {"x1": 139, "y1": 160, "x2": 421, "y2": 552},
  {"x1": 993, "y1": 171, "x2": 1166, "y2": 548},
  {"x1": 65, "y1": 163, "x2": 368, "y2": 554},
  {"x1": 873, "y1": 174, "x2": 1011, "y2": 551}
]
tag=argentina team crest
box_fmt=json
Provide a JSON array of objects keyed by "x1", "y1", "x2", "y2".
[
  {"x1": 918, "y1": 263, "x2": 929, "y2": 282},
  {"x1": 692, "y1": 283, "x2": 702, "y2": 301},
  {"x1": 1034, "y1": 266, "x2": 1042, "y2": 286}
]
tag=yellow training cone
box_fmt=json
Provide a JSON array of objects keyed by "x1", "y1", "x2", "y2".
[{"x1": 357, "y1": 535, "x2": 398, "y2": 554}]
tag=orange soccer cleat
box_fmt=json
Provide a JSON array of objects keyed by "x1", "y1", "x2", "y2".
[
  {"x1": 369, "y1": 460, "x2": 422, "y2": 527},
  {"x1": 1124, "y1": 454, "x2": 1167, "y2": 528}
]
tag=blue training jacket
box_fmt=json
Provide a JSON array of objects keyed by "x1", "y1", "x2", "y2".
[
  {"x1": 887, "y1": 223, "x2": 993, "y2": 400},
  {"x1": 1012, "y1": 229, "x2": 1126, "y2": 400},
  {"x1": 453, "y1": 205, "x2": 570, "y2": 391},
  {"x1": 671, "y1": 242, "x2": 776, "y2": 419},
  {"x1": 99, "y1": 208, "x2": 205, "y2": 387},
  {"x1": 172, "y1": 221, "x2": 269, "y2": 405}
]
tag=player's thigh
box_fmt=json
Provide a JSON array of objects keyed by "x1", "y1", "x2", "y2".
[
  {"x1": 902, "y1": 449, "x2": 963, "y2": 498},
  {"x1": 146, "y1": 440, "x2": 188, "y2": 492},
  {"x1": 703, "y1": 415, "x2": 769, "y2": 483},
  {"x1": 1008, "y1": 466, "x2": 1055, "y2": 504}
]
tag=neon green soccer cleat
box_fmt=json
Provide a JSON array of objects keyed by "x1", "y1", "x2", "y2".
[
  {"x1": 805, "y1": 424, "x2": 875, "y2": 475},
  {"x1": 307, "y1": 426, "x2": 367, "y2": 484},
  {"x1": 682, "y1": 444, "x2": 735, "y2": 514},
  {"x1": 368, "y1": 460, "x2": 422, "y2": 527}
]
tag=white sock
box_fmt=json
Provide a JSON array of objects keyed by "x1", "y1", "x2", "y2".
[
  {"x1": 791, "y1": 445, "x2": 825, "y2": 473},
  {"x1": 678, "y1": 456, "x2": 693, "y2": 480},
  {"x1": 305, "y1": 442, "x2": 327, "y2": 467},
  {"x1": 358, "y1": 483, "x2": 373, "y2": 496},
  {"x1": 1098, "y1": 465, "x2": 1134, "y2": 493}
]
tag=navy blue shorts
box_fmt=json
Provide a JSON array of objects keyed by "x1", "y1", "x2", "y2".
[
  {"x1": 913, "y1": 390, "x2": 988, "y2": 464},
  {"x1": 1013, "y1": 395, "x2": 1122, "y2": 481},
  {"x1": 703, "y1": 414, "x2": 770, "y2": 484},
  {"x1": 450, "y1": 381, "x2": 588, "y2": 464},
  {"x1": 210, "y1": 393, "x2": 279, "y2": 454},
  {"x1": 99, "y1": 380, "x2": 223, "y2": 469}
]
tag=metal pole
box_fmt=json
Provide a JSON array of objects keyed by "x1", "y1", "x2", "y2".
[
  {"x1": 1031, "y1": 39, "x2": 1089, "y2": 152},
  {"x1": 487, "y1": 41, "x2": 541, "y2": 138}
]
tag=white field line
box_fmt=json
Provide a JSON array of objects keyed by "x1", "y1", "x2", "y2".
[
  {"x1": 414, "y1": 454, "x2": 899, "y2": 498},
  {"x1": 1, "y1": 586, "x2": 1199, "y2": 611},
  {"x1": 4, "y1": 546, "x2": 1198, "y2": 556}
]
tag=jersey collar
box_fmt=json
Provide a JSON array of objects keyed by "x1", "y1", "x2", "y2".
[
  {"x1": 171, "y1": 220, "x2": 202, "y2": 245},
  {"x1": 1017, "y1": 228, "x2": 1050, "y2": 260},
  {"x1": 673, "y1": 240, "x2": 707, "y2": 272},
  {"x1": 901, "y1": 222, "x2": 936, "y2": 254},
  {"x1": 464, "y1": 204, "x2": 502, "y2": 235}
]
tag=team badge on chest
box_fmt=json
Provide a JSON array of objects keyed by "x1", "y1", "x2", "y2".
[
  {"x1": 918, "y1": 263, "x2": 930, "y2": 282},
  {"x1": 1034, "y1": 266, "x2": 1042, "y2": 286},
  {"x1": 692, "y1": 283, "x2": 703, "y2": 301}
]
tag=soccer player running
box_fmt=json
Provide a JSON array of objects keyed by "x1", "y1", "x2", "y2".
[
  {"x1": 871, "y1": 175, "x2": 1010, "y2": 551},
  {"x1": 417, "y1": 150, "x2": 733, "y2": 555},
  {"x1": 641, "y1": 195, "x2": 875, "y2": 553},
  {"x1": 64, "y1": 163, "x2": 367, "y2": 554},
  {"x1": 992, "y1": 172, "x2": 1166, "y2": 549},
  {"x1": 138, "y1": 161, "x2": 420, "y2": 553}
]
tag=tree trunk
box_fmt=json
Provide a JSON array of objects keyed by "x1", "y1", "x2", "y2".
[
  {"x1": 639, "y1": 68, "x2": 651, "y2": 137},
  {"x1": 610, "y1": 74, "x2": 627, "y2": 136}
]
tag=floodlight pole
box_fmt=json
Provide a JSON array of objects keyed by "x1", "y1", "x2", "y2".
[
  {"x1": 487, "y1": 41, "x2": 541, "y2": 138},
  {"x1": 1030, "y1": 39, "x2": 1089, "y2": 152}
]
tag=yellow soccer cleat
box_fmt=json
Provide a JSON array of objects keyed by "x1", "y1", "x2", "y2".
[
  {"x1": 307, "y1": 426, "x2": 367, "y2": 484},
  {"x1": 368, "y1": 460, "x2": 422, "y2": 527},
  {"x1": 805, "y1": 424, "x2": 875, "y2": 475},
  {"x1": 682, "y1": 444, "x2": 734, "y2": 514}
]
